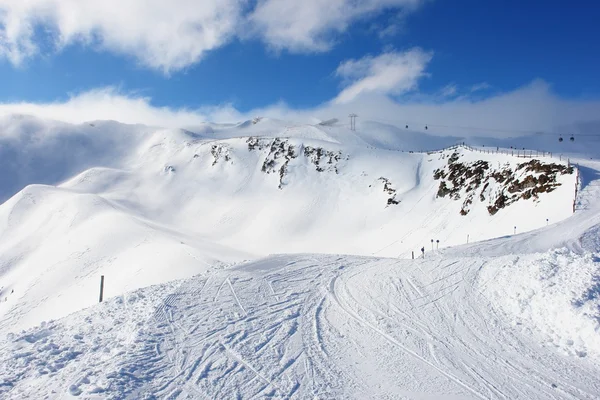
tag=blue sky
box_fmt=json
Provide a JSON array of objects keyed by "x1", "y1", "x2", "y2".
[{"x1": 0, "y1": 0, "x2": 599, "y2": 135}]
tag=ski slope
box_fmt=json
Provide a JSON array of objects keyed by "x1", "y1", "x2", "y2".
[
  {"x1": 0, "y1": 115, "x2": 599, "y2": 399},
  {"x1": 1, "y1": 236, "x2": 599, "y2": 399}
]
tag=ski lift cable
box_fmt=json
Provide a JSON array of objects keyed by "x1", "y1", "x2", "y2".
[{"x1": 371, "y1": 117, "x2": 599, "y2": 137}]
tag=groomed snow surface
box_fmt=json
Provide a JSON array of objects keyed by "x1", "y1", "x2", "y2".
[{"x1": 0, "y1": 116, "x2": 599, "y2": 399}]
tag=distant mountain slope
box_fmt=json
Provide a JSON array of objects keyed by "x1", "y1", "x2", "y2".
[
  {"x1": 0, "y1": 115, "x2": 155, "y2": 204},
  {"x1": 0, "y1": 184, "x2": 251, "y2": 329},
  {"x1": 0, "y1": 115, "x2": 578, "y2": 331}
]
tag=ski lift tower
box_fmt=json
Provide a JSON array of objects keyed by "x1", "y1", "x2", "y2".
[{"x1": 349, "y1": 113, "x2": 358, "y2": 131}]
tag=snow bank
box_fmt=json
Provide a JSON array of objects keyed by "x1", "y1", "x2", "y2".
[
  {"x1": 482, "y1": 248, "x2": 600, "y2": 361},
  {"x1": 0, "y1": 280, "x2": 181, "y2": 398}
]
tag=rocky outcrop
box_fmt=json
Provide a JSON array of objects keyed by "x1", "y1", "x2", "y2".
[
  {"x1": 246, "y1": 137, "x2": 344, "y2": 189},
  {"x1": 379, "y1": 177, "x2": 400, "y2": 206},
  {"x1": 210, "y1": 144, "x2": 231, "y2": 166},
  {"x1": 434, "y1": 151, "x2": 574, "y2": 216},
  {"x1": 303, "y1": 146, "x2": 342, "y2": 174},
  {"x1": 255, "y1": 138, "x2": 299, "y2": 189}
]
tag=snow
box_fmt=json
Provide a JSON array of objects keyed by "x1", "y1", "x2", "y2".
[
  {"x1": 481, "y1": 249, "x2": 600, "y2": 359},
  {"x1": 1, "y1": 250, "x2": 599, "y2": 398},
  {"x1": 0, "y1": 114, "x2": 599, "y2": 399}
]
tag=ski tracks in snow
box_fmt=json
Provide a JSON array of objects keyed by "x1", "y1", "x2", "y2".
[
  {"x1": 314, "y1": 256, "x2": 600, "y2": 399},
  {"x1": 2, "y1": 254, "x2": 600, "y2": 399},
  {"x1": 122, "y1": 257, "x2": 326, "y2": 399}
]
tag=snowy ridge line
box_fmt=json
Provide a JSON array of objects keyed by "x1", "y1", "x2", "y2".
[
  {"x1": 463, "y1": 145, "x2": 574, "y2": 164},
  {"x1": 203, "y1": 128, "x2": 570, "y2": 163},
  {"x1": 418, "y1": 144, "x2": 569, "y2": 164},
  {"x1": 364, "y1": 141, "x2": 574, "y2": 164}
]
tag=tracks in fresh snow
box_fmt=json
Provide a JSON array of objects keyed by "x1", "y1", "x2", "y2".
[
  {"x1": 318, "y1": 257, "x2": 600, "y2": 399},
  {"x1": 4, "y1": 254, "x2": 600, "y2": 399},
  {"x1": 328, "y1": 273, "x2": 488, "y2": 400},
  {"x1": 118, "y1": 255, "x2": 600, "y2": 398}
]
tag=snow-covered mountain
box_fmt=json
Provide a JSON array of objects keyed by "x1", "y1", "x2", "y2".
[{"x1": 0, "y1": 115, "x2": 599, "y2": 399}]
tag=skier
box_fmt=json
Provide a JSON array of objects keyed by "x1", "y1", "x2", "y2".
[{"x1": 421, "y1": 247, "x2": 425, "y2": 258}]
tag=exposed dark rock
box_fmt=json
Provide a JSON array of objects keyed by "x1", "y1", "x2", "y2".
[
  {"x1": 487, "y1": 194, "x2": 509, "y2": 215},
  {"x1": 437, "y1": 181, "x2": 451, "y2": 198},
  {"x1": 479, "y1": 182, "x2": 489, "y2": 202},
  {"x1": 278, "y1": 162, "x2": 288, "y2": 190},
  {"x1": 211, "y1": 144, "x2": 231, "y2": 166},
  {"x1": 304, "y1": 146, "x2": 342, "y2": 172},
  {"x1": 435, "y1": 150, "x2": 574, "y2": 216},
  {"x1": 261, "y1": 159, "x2": 276, "y2": 172},
  {"x1": 246, "y1": 137, "x2": 343, "y2": 189},
  {"x1": 519, "y1": 159, "x2": 573, "y2": 175},
  {"x1": 448, "y1": 152, "x2": 461, "y2": 165},
  {"x1": 246, "y1": 137, "x2": 264, "y2": 151},
  {"x1": 378, "y1": 177, "x2": 400, "y2": 206},
  {"x1": 433, "y1": 169, "x2": 446, "y2": 180}
]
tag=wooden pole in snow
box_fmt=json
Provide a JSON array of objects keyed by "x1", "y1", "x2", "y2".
[{"x1": 99, "y1": 275, "x2": 105, "y2": 303}]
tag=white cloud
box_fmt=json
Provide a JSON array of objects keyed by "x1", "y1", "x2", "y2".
[
  {"x1": 0, "y1": 0, "x2": 427, "y2": 71},
  {"x1": 319, "y1": 80, "x2": 600, "y2": 137},
  {"x1": 2, "y1": 80, "x2": 599, "y2": 139},
  {"x1": 249, "y1": 0, "x2": 424, "y2": 52},
  {"x1": 0, "y1": 0, "x2": 244, "y2": 73},
  {"x1": 0, "y1": 87, "x2": 221, "y2": 127},
  {"x1": 470, "y1": 82, "x2": 492, "y2": 92},
  {"x1": 377, "y1": 22, "x2": 401, "y2": 38},
  {"x1": 334, "y1": 48, "x2": 432, "y2": 103},
  {"x1": 439, "y1": 83, "x2": 458, "y2": 97}
]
